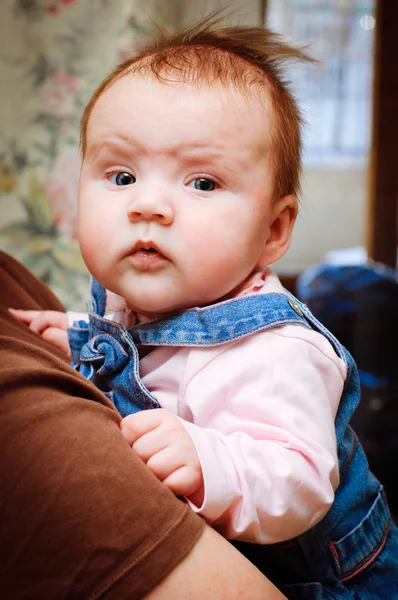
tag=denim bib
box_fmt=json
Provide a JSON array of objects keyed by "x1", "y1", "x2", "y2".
[{"x1": 68, "y1": 277, "x2": 398, "y2": 599}]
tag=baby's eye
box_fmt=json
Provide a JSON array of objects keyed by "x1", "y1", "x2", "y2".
[
  {"x1": 188, "y1": 178, "x2": 216, "y2": 192},
  {"x1": 108, "y1": 172, "x2": 136, "y2": 186}
]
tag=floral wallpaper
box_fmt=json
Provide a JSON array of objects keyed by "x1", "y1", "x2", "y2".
[{"x1": 0, "y1": 0, "x2": 156, "y2": 308}]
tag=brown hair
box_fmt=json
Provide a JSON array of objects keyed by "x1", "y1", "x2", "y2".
[{"x1": 80, "y1": 14, "x2": 313, "y2": 201}]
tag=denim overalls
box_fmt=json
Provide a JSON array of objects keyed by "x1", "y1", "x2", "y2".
[{"x1": 68, "y1": 278, "x2": 398, "y2": 599}]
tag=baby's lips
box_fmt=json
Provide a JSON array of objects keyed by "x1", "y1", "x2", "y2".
[{"x1": 129, "y1": 239, "x2": 168, "y2": 259}]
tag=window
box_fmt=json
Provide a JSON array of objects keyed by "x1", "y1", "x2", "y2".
[{"x1": 267, "y1": 0, "x2": 375, "y2": 165}]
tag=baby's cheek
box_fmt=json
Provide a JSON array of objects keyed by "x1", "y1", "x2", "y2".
[
  {"x1": 78, "y1": 225, "x2": 97, "y2": 259},
  {"x1": 78, "y1": 224, "x2": 108, "y2": 276}
]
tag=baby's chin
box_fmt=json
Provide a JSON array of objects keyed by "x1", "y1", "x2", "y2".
[
  {"x1": 125, "y1": 300, "x2": 189, "y2": 321},
  {"x1": 125, "y1": 289, "x2": 234, "y2": 319},
  {"x1": 121, "y1": 284, "x2": 234, "y2": 320}
]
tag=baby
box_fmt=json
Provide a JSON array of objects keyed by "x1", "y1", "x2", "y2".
[{"x1": 11, "y1": 17, "x2": 398, "y2": 597}]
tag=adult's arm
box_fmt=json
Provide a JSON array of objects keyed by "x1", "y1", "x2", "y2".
[
  {"x1": 0, "y1": 252, "x2": 285, "y2": 600},
  {"x1": 145, "y1": 525, "x2": 286, "y2": 599}
]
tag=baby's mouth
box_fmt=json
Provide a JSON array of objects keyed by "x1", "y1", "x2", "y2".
[
  {"x1": 136, "y1": 246, "x2": 162, "y2": 259},
  {"x1": 127, "y1": 241, "x2": 168, "y2": 268}
]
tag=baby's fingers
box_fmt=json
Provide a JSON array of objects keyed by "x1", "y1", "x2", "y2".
[
  {"x1": 9, "y1": 309, "x2": 68, "y2": 334},
  {"x1": 9, "y1": 309, "x2": 41, "y2": 326},
  {"x1": 41, "y1": 328, "x2": 70, "y2": 355},
  {"x1": 146, "y1": 446, "x2": 183, "y2": 481},
  {"x1": 121, "y1": 409, "x2": 170, "y2": 446},
  {"x1": 163, "y1": 466, "x2": 202, "y2": 497}
]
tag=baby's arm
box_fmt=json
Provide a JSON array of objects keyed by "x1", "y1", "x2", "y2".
[
  {"x1": 177, "y1": 328, "x2": 346, "y2": 544},
  {"x1": 9, "y1": 309, "x2": 70, "y2": 355},
  {"x1": 121, "y1": 327, "x2": 345, "y2": 544}
]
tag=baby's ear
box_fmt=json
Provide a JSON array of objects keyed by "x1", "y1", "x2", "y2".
[{"x1": 258, "y1": 194, "x2": 298, "y2": 268}]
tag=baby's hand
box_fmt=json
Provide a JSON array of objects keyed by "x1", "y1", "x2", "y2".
[
  {"x1": 121, "y1": 409, "x2": 204, "y2": 500},
  {"x1": 9, "y1": 309, "x2": 70, "y2": 355}
]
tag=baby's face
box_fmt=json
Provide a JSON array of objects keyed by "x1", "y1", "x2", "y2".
[{"x1": 79, "y1": 74, "x2": 283, "y2": 317}]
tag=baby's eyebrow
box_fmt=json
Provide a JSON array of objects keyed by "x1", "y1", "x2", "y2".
[
  {"x1": 86, "y1": 138, "x2": 223, "y2": 164},
  {"x1": 85, "y1": 136, "x2": 141, "y2": 159},
  {"x1": 85, "y1": 137, "x2": 261, "y2": 173},
  {"x1": 176, "y1": 148, "x2": 226, "y2": 162}
]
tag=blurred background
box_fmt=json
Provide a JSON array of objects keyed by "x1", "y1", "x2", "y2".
[{"x1": 1, "y1": 0, "x2": 398, "y2": 511}]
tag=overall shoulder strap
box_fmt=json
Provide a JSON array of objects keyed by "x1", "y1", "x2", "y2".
[
  {"x1": 87, "y1": 277, "x2": 107, "y2": 317},
  {"x1": 128, "y1": 293, "x2": 311, "y2": 347}
]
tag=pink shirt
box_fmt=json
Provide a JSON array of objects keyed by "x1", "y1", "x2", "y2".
[{"x1": 69, "y1": 270, "x2": 347, "y2": 543}]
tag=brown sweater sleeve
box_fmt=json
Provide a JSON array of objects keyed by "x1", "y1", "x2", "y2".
[{"x1": 0, "y1": 252, "x2": 205, "y2": 599}]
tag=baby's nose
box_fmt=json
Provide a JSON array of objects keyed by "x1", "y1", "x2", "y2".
[{"x1": 127, "y1": 193, "x2": 174, "y2": 225}]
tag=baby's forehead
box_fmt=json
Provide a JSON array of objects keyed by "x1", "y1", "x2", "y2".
[
  {"x1": 101, "y1": 69, "x2": 273, "y2": 123},
  {"x1": 90, "y1": 73, "x2": 274, "y2": 146},
  {"x1": 85, "y1": 73, "x2": 274, "y2": 172}
]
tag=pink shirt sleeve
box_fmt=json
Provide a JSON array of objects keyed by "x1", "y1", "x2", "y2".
[{"x1": 182, "y1": 325, "x2": 346, "y2": 544}]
